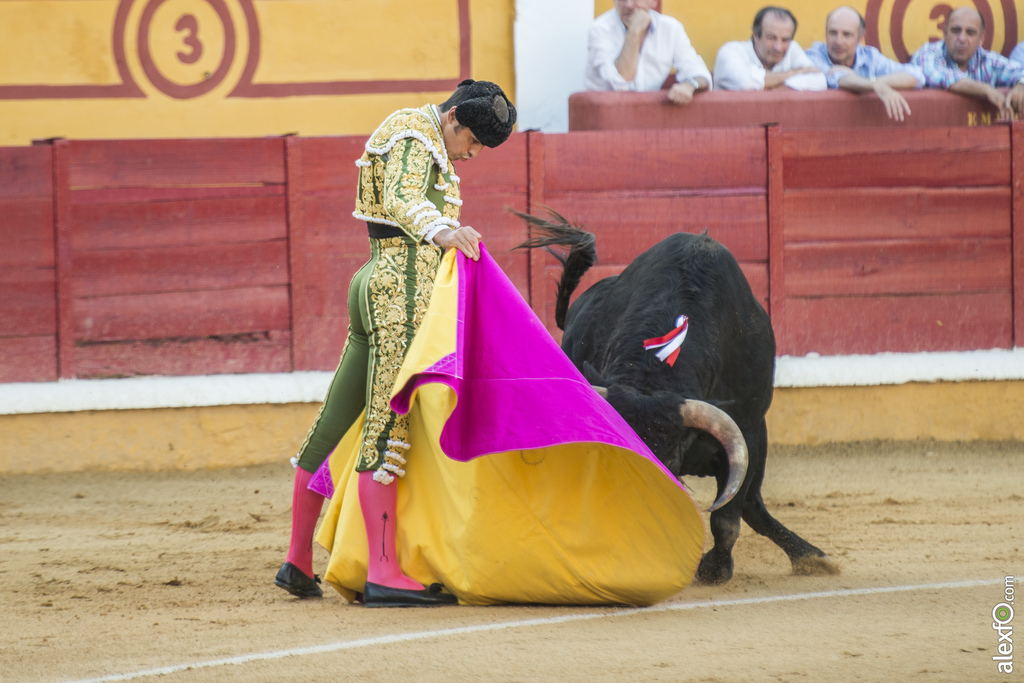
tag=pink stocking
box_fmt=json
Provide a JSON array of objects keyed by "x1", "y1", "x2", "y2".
[
  {"x1": 285, "y1": 467, "x2": 324, "y2": 578},
  {"x1": 358, "y1": 470, "x2": 422, "y2": 590}
]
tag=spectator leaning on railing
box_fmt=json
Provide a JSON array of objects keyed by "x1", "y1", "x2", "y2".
[
  {"x1": 806, "y1": 6, "x2": 924, "y2": 121},
  {"x1": 713, "y1": 6, "x2": 826, "y2": 91},
  {"x1": 911, "y1": 5, "x2": 1024, "y2": 120},
  {"x1": 583, "y1": 0, "x2": 712, "y2": 105},
  {"x1": 1010, "y1": 41, "x2": 1024, "y2": 65}
]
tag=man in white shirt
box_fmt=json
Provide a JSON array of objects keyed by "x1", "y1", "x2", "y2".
[
  {"x1": 713, "y1": 6, "x2": 826, "y2": 91},
  {"x1": 584, "y1": 0, "x2": 712, "y2": 105}
]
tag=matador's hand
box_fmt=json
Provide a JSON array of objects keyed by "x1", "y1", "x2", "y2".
[{"x1": 434, "y1": 225, "x2": 482, "y2": 261}]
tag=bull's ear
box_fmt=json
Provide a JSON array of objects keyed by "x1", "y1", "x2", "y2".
[{"x1": 581, "y1": 361, "x2": 610, "y2": 387}]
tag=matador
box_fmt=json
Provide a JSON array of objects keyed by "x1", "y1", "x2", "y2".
[{"x1": 275, "y1": 80, "x2": 516, "y2": 607}]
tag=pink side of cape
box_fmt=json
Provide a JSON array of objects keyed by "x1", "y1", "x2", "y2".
[
  {"x1": 309, "y1": 245, "x2": 683, "y2": 498},
  {"x1": 389, "y1": 246, "x2": 680, "y2": 481}
]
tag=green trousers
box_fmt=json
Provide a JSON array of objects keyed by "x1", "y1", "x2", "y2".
[{"x1": 294, "y1": 236, "x2": 442, "y2": 476}]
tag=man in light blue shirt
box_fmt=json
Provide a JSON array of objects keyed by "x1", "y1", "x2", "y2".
[
  {"x1": 1010, "y1": 41, "x2": 1024, "y2": 65},
  {"x1": 807, "y1": 6, "x2": 925, "y2": 121}
]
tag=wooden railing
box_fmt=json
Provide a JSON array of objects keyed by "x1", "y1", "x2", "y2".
[{"x1": 568, "y1": 89, "x2": 1010, "y2": 131}]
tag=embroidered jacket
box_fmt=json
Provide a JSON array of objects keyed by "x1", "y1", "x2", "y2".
[{"x1": 353, "y1": 104, "x2": 462, "y2": 243}]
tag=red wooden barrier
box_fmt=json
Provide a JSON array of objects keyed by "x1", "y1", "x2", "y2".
[
  {"x1": 569, "y1": 89, "x2": 1008, "y2": 131},
  {"x1": 0, "y1": 145, "x2": 56, "y2": 382},
  {"x1": 1013, "y1": 123, "x2": 1024, "y2": 355},
  {"x1": 64, "y1": 138, "x2": 292, "y2": 378},
  {"x1": 767, "y1": 124, "x2": 786, "y2": 352},
  {"x1": 779, "y1": 126, "x2": 1014, "y2": 355},
  {"x1": 1, "y1": 123, "x2": 1022, "y2": 383},
  {"x1": 286, "y1": 136, "x2": 366, "y2": 371}
]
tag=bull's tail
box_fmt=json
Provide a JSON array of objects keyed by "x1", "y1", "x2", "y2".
[{"x1": 511, "y1": 209, "x2": 596, "y2": 330}]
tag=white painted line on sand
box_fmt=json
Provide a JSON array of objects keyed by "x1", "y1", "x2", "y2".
[{"x1": 63, "y1": 578, "x2": 1002, "y2": 683}]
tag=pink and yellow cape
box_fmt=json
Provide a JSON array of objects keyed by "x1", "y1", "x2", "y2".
[{"x1": 311, "y1": 246, "x2": 704, "y2": 606}]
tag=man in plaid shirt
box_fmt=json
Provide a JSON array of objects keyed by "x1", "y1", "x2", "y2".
[{"x1": 911, "y1": 6, "x2": 1024, "y2": 119}]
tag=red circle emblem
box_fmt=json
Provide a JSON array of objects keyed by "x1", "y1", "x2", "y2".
[
  {"x1": 866, "y1": 0, "x2": 1019, "y2": 60},
  {"x1": 136, "y1": 0, "x2": 237, "y2": 99}
]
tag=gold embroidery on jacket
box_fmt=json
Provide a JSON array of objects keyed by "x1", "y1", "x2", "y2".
[
  {"x1": 441, "y1": 170, "x2": 461, "y2": 224},
  {"x1": 384, "y1": 141, "x2": 431, "y2": 231},
  {"x1": 358, "y1": 240, "x2": 409, "y2": 470},
  {"x1": 353, "y1": 105, "x2": 461, "y2": 237},
  {"x1": 380, "y1": 243, "x2": 441, "y2": 470},
  {"x1": 413, "y1": 244, "x2": 442, "y2": 328}
]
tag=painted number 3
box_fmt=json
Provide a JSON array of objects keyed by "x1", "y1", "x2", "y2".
[
  {"x1": 929, "y1": 3, "x2": 953, "y2": 40},
  {"x1": 175, "y1": 14, "x2": 203, "y2": 64}
]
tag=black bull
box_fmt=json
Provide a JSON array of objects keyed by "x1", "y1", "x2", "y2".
[{"x1": 516, "y1": 214, "x2": 839, "y2": 584}]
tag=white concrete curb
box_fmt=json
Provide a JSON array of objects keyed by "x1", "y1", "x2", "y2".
[
  {"x1": 0, "y1": 372, "x2": 335, "y2": 416},
  {"x1": 775, "y1": 348, "x2": 1024, "y2": 387},
  {"x1": 1, "y1": 348, "x2": 1022, "y2": 416}
]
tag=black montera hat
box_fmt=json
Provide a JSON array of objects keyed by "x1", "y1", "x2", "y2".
[{"x1": 451, "y1": 79, "x2": 517, "y2": 147}]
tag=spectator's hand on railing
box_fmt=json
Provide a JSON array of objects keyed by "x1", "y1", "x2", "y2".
[
  {"x1": 979, "y1": 83, "x2": 1019, "y2": 121},
  {"x1": 1007, "y1": 83, "x2": 1024, "y2": 119},
  {"x1": 873, "y1": 81, "x2": 912, "y2": 122},
  {"x1": 667, "y1": 82, "x2": 696, "y2": 105},
  {"x1": 828, "y1": 65, "x2": 855, "y2": 80},
  {"x1": 949, "y1": 78, "x2": 1018, "y2": 120},
  {"x1": 765, "y1": 66, "x2": 822, "y2": 89},
  {"x1": 790, "y1": 66, "x2": 824, "y2": 77},
  {"x1": 996, "y1": 89, "x2": 1016, "y2": 121},
  {"x1": 977, "y1": 84, "x2": 1011, "y2": 120}
]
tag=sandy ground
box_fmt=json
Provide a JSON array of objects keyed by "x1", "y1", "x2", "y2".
[{"x1": 1, "y1": 440, "x2": 1021, "y2": 683}]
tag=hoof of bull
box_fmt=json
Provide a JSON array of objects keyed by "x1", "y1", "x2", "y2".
[
  {"x1": 694, "y1": 553, "x2": 734, "y2": 585},
  {"x1": 791, "y1": 554, "x2": 841, "y2": 577}
]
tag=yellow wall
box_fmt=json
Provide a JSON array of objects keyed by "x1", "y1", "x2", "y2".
[
  {"x1": 0, "y1": 0, "x2": 515, "y2": 146},
  {"x1": 767, "y1": 381, "x2": 1024, "y2": 444},
  {"x1": 0, "y1": 403, "x2": 320, "y2": 473},
  {"x1": 2, "y1": 381, "x2": 1021, "y2": 474},
  {"x1": 5, "y1": 0, "x2": 1024, "y2": 145}
]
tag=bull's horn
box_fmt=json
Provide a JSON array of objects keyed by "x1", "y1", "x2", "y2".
[
  {"x1": 592, "y1": 385, "x2": 608, "y2": 398},
  {"x1": 679, "y1": 401, "x2": 748, "y2": 512}
]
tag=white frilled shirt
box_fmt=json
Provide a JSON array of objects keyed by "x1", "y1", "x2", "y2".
[
  {"x1": 583, "y1": 9, "x2": 713, "y2": 92},
  {"x1": 713, "y1": 39, "x2": 827, "y2": 91}
]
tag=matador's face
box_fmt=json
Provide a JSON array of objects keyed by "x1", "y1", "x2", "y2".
[{"x1": 442, "y1": 108, "x2": 484, "y2": 162}]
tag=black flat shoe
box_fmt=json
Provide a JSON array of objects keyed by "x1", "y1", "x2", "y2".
[
  {"x1": 274, "y1": 562, "x2": 323, "y2": 598},
  {"x1": 363, "y1": 581, "x2": 458, "y2": 607}
]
